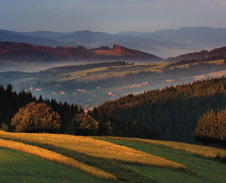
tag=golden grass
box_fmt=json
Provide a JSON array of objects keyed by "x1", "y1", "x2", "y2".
[
  {"x1": 58, "y1": 67, "x2": 109, "y2": 81},
  {"x1": 0, "y1": 131, "x2": 188, "y2": 171},
  {"x1": 0, "y1": 138, "x2": 116, "y2": 180},
  {"x1": 202, "y1": 59, "x2": 224, "y2": 65},
  {"x1": 101, "y1": 137, "x2": 226, "y2": 159}
]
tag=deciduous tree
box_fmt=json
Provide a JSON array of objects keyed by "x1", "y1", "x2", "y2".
[{"x1": 11, "y1": 102, "x2": 61, "y2": 133}]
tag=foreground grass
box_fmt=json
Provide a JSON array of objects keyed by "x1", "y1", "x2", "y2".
[
  {"x1": 0, "y1": 139, "x2": 116, "y2": 181},
  {"x1": 0, "y1": 147, "x2": 109, "y2": 183},
  {"x1": 0, "y1": 131, "x2": 189, "y2": 172},
  {"x1": 3, "y1": 132, "x2": 225, "y2": 182},
  {"x1": 101, "y1": 137, "x2": 226, "y2": 159},
  {"x1": 100, "y1": 138, "x2": 226, "y2": 183},
  {"x1": 28, "y1": 143, "x2": 156, "y2": 183}
]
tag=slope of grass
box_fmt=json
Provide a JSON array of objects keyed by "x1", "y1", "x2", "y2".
[
  {"x1": 1, "y1": 132, "x2": 225, "y2": 182},
  {"x1": 0, "y1": 138, "x2": 116, "y2": 181},
  {"x1": 0, "y1": 147, "x2": 109, "y2": 183},
  {"x1": 0, "y1": 131, "x2": 188, "y2": 171},
  {"x1": 26, "y1": 143, "x2": 157, "y2": 183},
  {"x1": 100, "y1": 138, "x2": 226, "y2": 183},
  {"x1": 99, "y1": 137, "x2": 226, "y2": 159}
]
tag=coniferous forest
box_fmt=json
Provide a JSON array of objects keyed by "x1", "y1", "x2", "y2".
[{"x1": 90, "y1": 77, "x2": 226, "y2": 143}]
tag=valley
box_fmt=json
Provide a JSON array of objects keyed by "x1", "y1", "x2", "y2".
[
  {"x1": 1, "y1": 1, "x2": 226, "y2": 182},
  {"x1": 0, "y1": 57, "x2": 225, "y2": 109}
]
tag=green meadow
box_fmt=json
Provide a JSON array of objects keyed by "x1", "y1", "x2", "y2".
[
  {"x1": 0, "y1": 132, "x2": 225, "y2": 183},
  {"x1": 0, "y1": 147, "x2": 109, "y2": 183},
  {"x1": 100, "y1": 138, "x2": 226, "y2": 183}
]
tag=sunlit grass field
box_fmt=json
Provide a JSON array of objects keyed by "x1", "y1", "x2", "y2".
[
  {"x1": 0, "y1": 131, "x2": 225, "y2": 182},
  {"x1": 0, "y1": 138, "x2": 116, "y2": 180},
  {"x1": 99, "y1": 137, "x2": 226, "y2": 159},
  {"x1": 0, "y1": 147, "x2": 109, "y2": 183},
  {"x1": 0, "y1": 131, "x2": 187, "y2": 171},
  {"x1": 99, "y1": 138, "x2": 226, "y2": 183}
]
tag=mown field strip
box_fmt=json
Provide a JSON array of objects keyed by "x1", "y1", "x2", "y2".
[
  {"x1": 100, "y1": 137, "x2": 226, "y2": 159},
  {"x1": 0, "y1": 138, "x2": 116, "y2": 180},
  {"x1": 0, "y1": 131, "x2": 189, "y2": 172}
]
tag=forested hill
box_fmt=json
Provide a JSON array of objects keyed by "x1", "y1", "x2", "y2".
[
  {"x1": 166, "y1": 46, "x2": 226, "y2": 62},
  {"x1": 0, "y1": 42, "x2": 162, "y2": 63},
  {"x1": 90, "y1": 77, "x2": 226, "y2": 143}
]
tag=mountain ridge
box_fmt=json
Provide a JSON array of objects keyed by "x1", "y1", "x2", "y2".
[
  {"x1": 0, "y1": 41, "x2": 163, "y2": 63},
  {"x1": 1, "y1": 27, "x2": 225, "y2": 58}
]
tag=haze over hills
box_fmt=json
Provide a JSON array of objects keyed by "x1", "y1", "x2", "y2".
[{"x1": 1, "y1": 27, "x2": 226, "y2": 58}]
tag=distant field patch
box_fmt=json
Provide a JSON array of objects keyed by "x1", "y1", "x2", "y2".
[
  {"x1": 202, "y1": 59, "x2": 224, "y2": 65},
  {"x1": 58, "y1": 63, "x2": 167, "y2": 82},
  {"x1": 192, "y1": 70, "x2": 226, "y2": 80},
  {"x1": 170, "y1": 59, "x2": 224, "y2": 70},
  {"x1": 58, "y1": 67, "x2": 109, "y2": 81},
  {"x1": 93, "y1": 50, "x2": 123, "y2": 56}
]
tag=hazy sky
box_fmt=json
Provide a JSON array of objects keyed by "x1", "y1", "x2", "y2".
[{"x1": 1, "y1": 0, "x2": 226, "y2": 33}]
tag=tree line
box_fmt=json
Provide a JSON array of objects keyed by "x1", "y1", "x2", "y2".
[{"x1": 0, "y1": 84, "x2": 142, "y2": 136}]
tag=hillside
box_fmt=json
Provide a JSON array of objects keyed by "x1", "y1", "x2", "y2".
[
  {"x1": 0, "y1": 132, "x2": 225, "y2": 183},
  {"x1": 0, "y1": 42, "x2": 162, "y2": 63},
  {"x1": 90, "y1": 77, "x2": 226, "y2": 143},
  {"x1": 166, "y1": 46, "x2": 226, "y2": 62}
]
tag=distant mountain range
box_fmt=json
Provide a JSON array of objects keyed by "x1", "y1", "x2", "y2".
[{"x1": 1, "y1": 27, "x2": 226, "y2": 58}]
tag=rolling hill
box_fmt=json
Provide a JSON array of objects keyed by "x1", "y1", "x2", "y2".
[
  {"x1": 0, "y1": 132, "x2": 225, "y2": 183},
  {"x1": 0, "y1": 42, "x2": 163, "y2": 63}
]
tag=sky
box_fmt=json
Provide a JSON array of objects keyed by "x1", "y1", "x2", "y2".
[{"x1": 1, "y1": 0, "x2": 226, "y2": 33}]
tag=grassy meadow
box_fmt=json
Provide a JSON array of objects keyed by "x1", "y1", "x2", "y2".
[
  {"x1": 0, "y1": 131, "x2": 225, "y2": 182},
  {"x1": 99, "y1": 138, "x2": 226, "y2": 183},
  {"x1": 0, "y1": 147, "x2": 109, "y2": 183}
]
